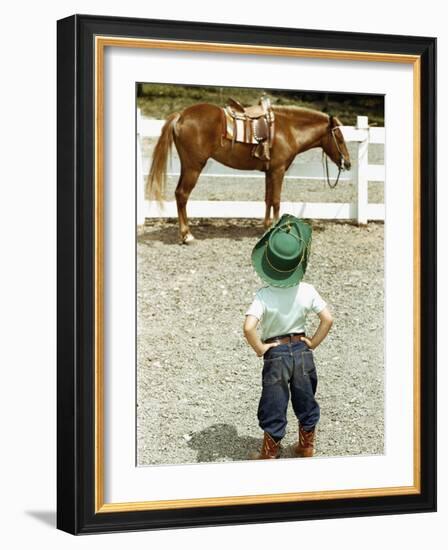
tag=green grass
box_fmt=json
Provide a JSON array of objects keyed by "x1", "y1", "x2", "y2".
[{"x1": 137, "y1": 83, "x2": 384, "y2": 126}]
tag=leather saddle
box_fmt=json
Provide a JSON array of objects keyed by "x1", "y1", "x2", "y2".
[
  {"x1": 223, "y1": 96, "x2": 275, "y2": 167},
  {"x1": 227, "y1": 97, "x2": 267, "y2": 119}
]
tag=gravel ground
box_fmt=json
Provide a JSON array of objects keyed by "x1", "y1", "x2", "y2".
[{"x1": 137, "y1": 219, "x2": 384, "y2": 466}]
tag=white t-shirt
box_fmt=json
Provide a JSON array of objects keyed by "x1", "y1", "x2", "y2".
[{"x1": 245, "y1": 282, "x2": 327, "y2": 341}]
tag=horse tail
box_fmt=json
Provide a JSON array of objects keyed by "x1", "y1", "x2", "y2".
[{"x1": 146, "y1": 112, "x2": 180, "y2": 204}]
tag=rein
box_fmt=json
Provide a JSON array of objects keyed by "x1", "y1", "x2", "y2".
[{"x1": 322, "y1": 125, "x2": 344, "y2": 189}]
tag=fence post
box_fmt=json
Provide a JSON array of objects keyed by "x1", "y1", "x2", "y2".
[
  {"x1": 136, "y1": 108, "x2": 146, "y2": 229},
  {"x1": 354, "y1": 116, "x2": 369, "y2": 225}
]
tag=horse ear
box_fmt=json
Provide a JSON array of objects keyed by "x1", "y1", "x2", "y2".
[{"x1": 328, "y1": 114, "x2": 335, "y2": 128}]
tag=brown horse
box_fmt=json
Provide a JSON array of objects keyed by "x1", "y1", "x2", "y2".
[{"x1": 146, "y1": 103, "x2": 351, "y2": 243}]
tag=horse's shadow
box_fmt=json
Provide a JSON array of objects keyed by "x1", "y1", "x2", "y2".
[
  {"x1": 138, "y1": 220, "x2": 265, "y2": 246},
  {"x1": 186, "y1": 423, "x2": 296, "y2": 463}
]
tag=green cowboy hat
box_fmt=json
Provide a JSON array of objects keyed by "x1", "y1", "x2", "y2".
[{"x1": 251, "y1": 214, "x2": 312, "y2": 287}]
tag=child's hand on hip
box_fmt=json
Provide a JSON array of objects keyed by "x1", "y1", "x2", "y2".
[
  {"x1": 257, "y1": 342, "x2": 279, "y2": 357},
  {"x1": 300, "y1": 336, "x2": 315, "y2": 349}
]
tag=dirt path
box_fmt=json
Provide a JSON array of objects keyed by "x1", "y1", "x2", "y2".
[{"x1": 137, "y1": 219, "x2": 384, "y2": 465}]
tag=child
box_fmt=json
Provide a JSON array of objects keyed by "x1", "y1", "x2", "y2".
[{"x1": 244, "y1": 214, "x2": 333, "y2": 459}]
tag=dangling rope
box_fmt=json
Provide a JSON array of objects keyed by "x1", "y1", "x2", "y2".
[
  {"x1": 322, "y1": 150, "x2": 343, "y2": 189},
  {"x1": 322, "y1": 125, "x2": 345, "y2": 189}
]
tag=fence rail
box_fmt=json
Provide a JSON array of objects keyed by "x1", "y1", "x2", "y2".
[{"x1": 137, "y1": 111, "x2": 385, "y2": 225}]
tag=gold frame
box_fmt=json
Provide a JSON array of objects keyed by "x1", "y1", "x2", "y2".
[{"x1": 94, "y1": 36, "x2": 421, "y2": 513}]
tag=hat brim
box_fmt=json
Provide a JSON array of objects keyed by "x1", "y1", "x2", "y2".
[{"x1": 251, "y1": 215, "x2": 311, "y2": 288}]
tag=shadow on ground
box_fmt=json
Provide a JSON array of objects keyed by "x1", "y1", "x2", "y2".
[
  {"x1": 187, "y1": 423, "x2": 298, "y2": 462},
  {"x1": 25, "y1": 510, "x2": 56, "y2": 528},
  {"x1": 138, "y1": 218, "x2": 353, "y2": 246},
  {"x1": 138, "y1": 219, "x2": 265, "y2": 246}
]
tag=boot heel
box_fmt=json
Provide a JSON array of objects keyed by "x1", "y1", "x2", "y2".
[
  {"x1": 294, "y1": 426, "x2": 316, "y2": 458},
  {"x1": 250, "y1": 432, "x2": 281, "y2": 460}
]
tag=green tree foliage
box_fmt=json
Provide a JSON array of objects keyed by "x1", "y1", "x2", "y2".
[{"x1": 137, "y1": 83, "x2": 384, "y2": 126}]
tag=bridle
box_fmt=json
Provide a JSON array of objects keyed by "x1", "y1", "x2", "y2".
[{"x1": 322, "y1": 125, "x2": 346, "y2": 189}]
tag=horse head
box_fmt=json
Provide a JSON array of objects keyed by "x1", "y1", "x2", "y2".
[{"x1": 322, "y1": 115, "x2": 351, "y2": 171}]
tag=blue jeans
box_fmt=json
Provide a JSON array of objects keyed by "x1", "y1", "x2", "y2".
[{"x1": 258, "y1": 341, "x2": 320, "y2": 440}]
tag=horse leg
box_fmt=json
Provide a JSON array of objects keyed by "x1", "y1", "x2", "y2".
[
  {"x1": 263, "y1": 173, "x2": 273, "y2": 229},
  {"x1": 266, "y1": 168, "x2": 285, "y2": 226},
  {"x1": 175, "y1": 167, "x2": 202, "y2": 244}
]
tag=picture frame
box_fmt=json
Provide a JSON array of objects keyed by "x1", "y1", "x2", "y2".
[{"x1": 57, "y1": 14, "x2": 436, "y2": 535}]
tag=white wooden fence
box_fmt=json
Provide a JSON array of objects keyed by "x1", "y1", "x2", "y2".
[{"x1": 137, "y1": 110, "x2": 385, "y2": 226}]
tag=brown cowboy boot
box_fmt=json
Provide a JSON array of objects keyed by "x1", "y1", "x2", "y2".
[
  {"x1": 294, "y1": 426, "x2": 316, "y2": 458},
  {"x1": 250, "y1": 432, "x2": 281, "y2": 459}
]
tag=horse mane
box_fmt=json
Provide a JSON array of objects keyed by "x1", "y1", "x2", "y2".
[{"x1": 272, "y1": 105, "x2": 330, "y2": 125}]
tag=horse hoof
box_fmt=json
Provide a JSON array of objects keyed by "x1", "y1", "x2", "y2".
[{"x1": 180, "y1": 233, "x2": 195, "y2": 245}]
